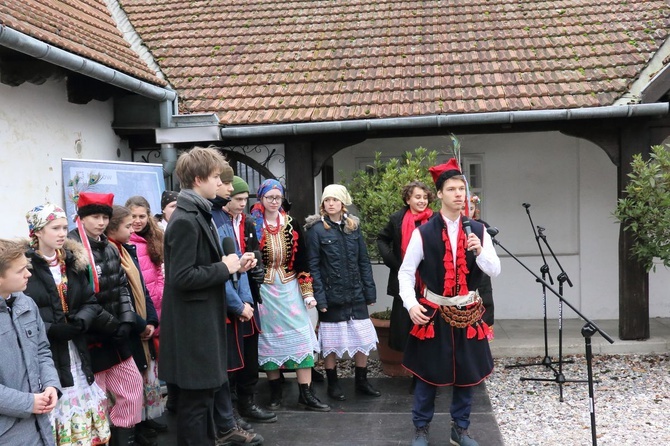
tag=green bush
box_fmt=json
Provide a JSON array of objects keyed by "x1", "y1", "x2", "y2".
[
  {"x1": 614, "y1": 144, "x2": 670, "y2": 272},
  {"x1": 343, "y1": 147, "x2": 439, "y2": 259}
]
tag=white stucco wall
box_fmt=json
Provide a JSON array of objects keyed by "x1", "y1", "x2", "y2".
[
  {"x1": 333, "y1": 131, "x2": 670, "y2": 320},
  {"x1": 0, "y1": 79, "x2": 130, "y2": 238}
]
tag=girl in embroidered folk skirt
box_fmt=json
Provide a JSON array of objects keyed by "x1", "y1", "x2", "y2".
[
  {"x1": 304, "y1": 184, "x2": 381, "y2": 401},
  {"x1": 24, "y1": 203, "x2": 110, "y2": 445},
  {"x1": 251, "y1": 179, "x2": 330, "y2": 412}
]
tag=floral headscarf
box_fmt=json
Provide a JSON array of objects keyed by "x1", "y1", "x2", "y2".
[
  {"x1": 250, "y1": 179, "x2": 285, "y2": 240},
  {"x1": 26, "y1": 203, "x2": 67, "y2": 238}
]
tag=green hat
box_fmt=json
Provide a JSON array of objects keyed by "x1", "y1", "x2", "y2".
[{"x1": 231, "y1": 176, "x2": 250, "y2": 196}]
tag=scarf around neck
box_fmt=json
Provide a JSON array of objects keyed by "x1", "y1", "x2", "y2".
[{"x1": 180, "y1": 188, "x2": 213, "y2": 213}]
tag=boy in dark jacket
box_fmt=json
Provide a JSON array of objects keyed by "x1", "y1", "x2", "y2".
[{"x1": 158, "y1": 147, "x2": 255, "y2": 446}]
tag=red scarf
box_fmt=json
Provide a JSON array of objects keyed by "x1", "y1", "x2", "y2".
[
  {"x1": 442, "y1": 224, "x2": 469, "y2": 296},
  {"x1": 400, "y1": 208, "x2": 433, "y2": 258}
]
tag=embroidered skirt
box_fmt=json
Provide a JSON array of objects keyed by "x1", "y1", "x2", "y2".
[
  {"x1": 318, "y1": 318, "x2": 378, "y2": 358},
  {"x1": 50, "y1": 342, "x2": 110, "y2": 446},
  {"x1": 258, "y1": 275, "x2": 319, "y2": 370}
]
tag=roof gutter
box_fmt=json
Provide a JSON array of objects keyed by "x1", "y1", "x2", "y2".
[
  {"x1": 0, "y1": 25, "x2": 176, "y2": 103},
  {"x1": 220, "y1": 103, "x2": 670, "y2": 140}
]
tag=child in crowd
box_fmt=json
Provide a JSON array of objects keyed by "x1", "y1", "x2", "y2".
[{"x1": 0, "y1": 238, "x2": 61, "y2": 445}]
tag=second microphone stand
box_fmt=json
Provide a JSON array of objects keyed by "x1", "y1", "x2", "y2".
[
  {"x1": 519, "y1": 226, "x2": 591, "y2": 402},
  {"x1": 488, "y1": 228, "x2": 614, "y2": 445}
]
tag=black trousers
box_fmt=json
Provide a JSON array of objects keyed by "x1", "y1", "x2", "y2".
[
  {"x1": 176, "y1": 387, "x2": 217, "y2": 446},
  {"x1": 230, "y1": 332, "x2": 260, "y2": 397}
]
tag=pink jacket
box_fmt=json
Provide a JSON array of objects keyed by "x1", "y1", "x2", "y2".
[{"x1": 130, "y1": 232, "x2": 164, "y2": 336}]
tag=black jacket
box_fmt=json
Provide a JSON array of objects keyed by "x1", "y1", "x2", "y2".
[
  {"x1": 67, "y1": 229, "x2": 135, "y2": 373},
  {"x1": 376, "y1": 207, "x2": 408, "y2": 297},
  {"x1": 24, "y1": 239, "x2": 101, "y2": 387},
  {"x1": 304, "y1": 214, "x2": 376, "y2": 323}
]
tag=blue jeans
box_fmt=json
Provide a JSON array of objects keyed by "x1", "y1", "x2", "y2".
[{"x1": 412, "y1": 379, "x2": 474, "y2": 429}]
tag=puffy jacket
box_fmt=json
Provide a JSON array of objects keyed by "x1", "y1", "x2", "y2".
[
  {"x1": 304, "y1": 214, "x2": 376, "y2": 323},
  {"x1": 24, "y1": 239, "x2": 101, "y2": 387},
  {"x1": 67, "y1": 229, "x2": 135, "y2": 373},
  {"x1": 129, "y1": 232, "x2": 164, "y2": 336}
]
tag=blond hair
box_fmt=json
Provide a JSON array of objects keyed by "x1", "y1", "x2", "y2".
[
  {"x1": 0, "y1": 239, "x2": 27, "y2": 277},
  {"x1": 319, "y1": 204, "x2": 359, "y2": 232}
]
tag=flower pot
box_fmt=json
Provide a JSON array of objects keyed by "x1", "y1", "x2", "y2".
[{"x1": 371, "y1": 317, "x2": 412, "y2": 377}]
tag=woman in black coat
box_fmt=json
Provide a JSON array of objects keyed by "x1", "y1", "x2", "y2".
[
  {"x1": 304, "y1": 184, "x2": 380, "y2": 401},
  {"x1": 25, "y1": 203, "x2": 110, "y2": 445},
  {"x1": 376, "y1": 181, "x2": 435, "y2": 352}
]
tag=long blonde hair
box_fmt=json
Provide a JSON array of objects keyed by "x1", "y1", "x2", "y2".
[{"x1": 320, "y1": 204, "x2": 358, "y2": 232}]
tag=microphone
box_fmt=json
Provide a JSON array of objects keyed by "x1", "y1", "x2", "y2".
[
  {"x1": 462, "y1": 216, "x2": 472, "y2": 237},
  {"x1": 522, "y1": 203, "x2": 531, "y2": 209},
  {"x1": 221, "y1": 237, "x2": 239, "y2": 286},
  {"x1": 487, "y1": 227, "x2": 499, "y2": 237}
]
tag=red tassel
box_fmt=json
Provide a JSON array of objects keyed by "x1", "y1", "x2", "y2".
[
  {"x1": 416, "y1": 325, "x2": 427, "y2": 340},
  {"x1": 466, "y1": 325, "x2": 477, "y2": 339},
  {"x1": 477, "y1": 324, "x2": 485, "y2": 340},
  {"x1": 425, "y1": 323, "x2": 435, "y2": 339},
  {"x1": 410, "y1": 324, "x2": 420, "y2": 337}
]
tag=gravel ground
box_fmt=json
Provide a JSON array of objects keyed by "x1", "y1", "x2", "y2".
[
  {"x1": 489, "y1": 354, "x2": 670, "y2": 445},
  {"x1": 324, "y1": 354, "x2": 670, "y2": 444}
]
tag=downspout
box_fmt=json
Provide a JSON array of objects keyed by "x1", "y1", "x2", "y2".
[
  {"x1": 0, "y1": 25, "x2": 176, "y2": 102},
  {"x1": 220, "y1": 103, "x2": 670, "y2": 139}
]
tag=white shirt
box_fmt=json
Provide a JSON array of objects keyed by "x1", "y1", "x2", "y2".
[{"x1": 398, "y1": 214, "x2": 501, "y2": 311}]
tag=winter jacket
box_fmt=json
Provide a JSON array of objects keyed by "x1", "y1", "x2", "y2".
[
  {"x1": 67, "y1": 229, "x2": 135, "y2": 373},
  {"x1": 129, "y1": 232, "x2": 164, "y2": 336},
  {"x1": 304, "y1": 214, "x2": 376, "y2": 323},
  {"x1": 24, "y1": 239, "x2": 101, "y2": 387},
  {"x1": 0, "y1": 292, "x2": 61, "y2": 445}
]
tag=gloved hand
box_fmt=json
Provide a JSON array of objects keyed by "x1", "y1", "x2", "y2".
[
  {"x1": 112, "y1": 322, "x2": 133, "y2": 343},
  {"x1": 48, "y1": 322, "x2": 82, "y2": 341},
  {"x1": 248, "y1": 266, "x2": 265, "y2": 284}
]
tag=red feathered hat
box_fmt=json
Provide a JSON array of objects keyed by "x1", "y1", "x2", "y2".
[
  {"x1": 76, "y1": 192, "x2": 114, "y2": 219},
  {"x1": 428, "y1": 158, "x2": 462, "y2": 185}
]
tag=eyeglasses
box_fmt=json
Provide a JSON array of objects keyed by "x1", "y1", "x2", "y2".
[{"x1": 263, "y1": 196, "x2": 283, "y2": 203}]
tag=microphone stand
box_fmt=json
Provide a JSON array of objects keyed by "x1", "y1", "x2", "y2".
[
  {"x1": 520, "y1": 227, "x2": 588, "y2": 402},
  {"x1": 488, "y1": 228, "x2": 614, "y2": 446},
  {"x1": 506, "y1": 203, "x2": 565, "y2": 370}
]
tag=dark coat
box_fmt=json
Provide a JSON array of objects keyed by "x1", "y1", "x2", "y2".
[
  {"x1": 24, "y1": 239, "x2": 101, "y2": 387},
  {"x1": 304, "y1": 214, "x2": 376, "y2": 323},
  {"x1": 158, "y1": 195, "x2": 231, "y2": 390},
  {"x1": 67, "y1": 229, "x2": 136, "y2": 373},
  {"x1": 376, "y1": 206, "x2": 426, "y2": 351},
  {"x1": 122, "y1": 242, "x2": 159, "y2": 374}
]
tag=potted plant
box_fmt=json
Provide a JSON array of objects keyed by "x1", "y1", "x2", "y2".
[{"x1": 369, "y1": 308, "x2": 412, "y2": 377}]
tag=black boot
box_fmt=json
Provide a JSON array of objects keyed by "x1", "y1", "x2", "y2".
[
  {"x1": 355, "y1": 366, "x2": 381, "y2": 397},
  {"x1": 238, "y1": 393, "x2": 278, "y2": 423},
  {"x1": 267, "y1": 379, "x2": 282, "y2": 411},
  {"x1": 134, "y1": 424, "x2": 157, "y2": 446},
  {"x1": 311, "y1": 367, "x2": 325, "y2": 383},
  {"x1": 110, "y1": 426, "x2": 135, "y2": 446},
  {"x1": 325, "y1": 368, "x2": 345, "y2": 401},
  {"x1": 298, "y1": 383, "x2": 331, "y2": 412}
]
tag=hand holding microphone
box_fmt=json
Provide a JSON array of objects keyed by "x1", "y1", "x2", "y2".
[
  {"x1": 222, "y1": 237, "x2": 241, "y2": 285},
  {"x1": 461, "y1": 216, "x2": 481, "y2": 255}
]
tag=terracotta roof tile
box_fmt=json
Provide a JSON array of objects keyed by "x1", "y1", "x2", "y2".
[
  {"x1": 0, "y1": 0, "x2": 164, "y2": 86},
  {"x1": 118, "y1": 0, "x2": 669, "y2": 125}
]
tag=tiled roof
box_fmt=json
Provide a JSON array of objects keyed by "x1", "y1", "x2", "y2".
[
  {"x1": 120, "y1": 0, "x2": 670, "y2": 125},
  {"x1": 0, "y1": 0, "x2": 165, "y2": 86}
]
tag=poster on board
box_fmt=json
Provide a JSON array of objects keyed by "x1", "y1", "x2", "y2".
[{"x1": 62, "y1": 158, "x2": 165, "y2": 230}]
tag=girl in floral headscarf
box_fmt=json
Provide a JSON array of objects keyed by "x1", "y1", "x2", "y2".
[
  {"x1": 24, "y1": 203, "x2": 110, "y2": 446},
  {"x1": 250, "y1": 179, "x2": 330, "y2": 412}
]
